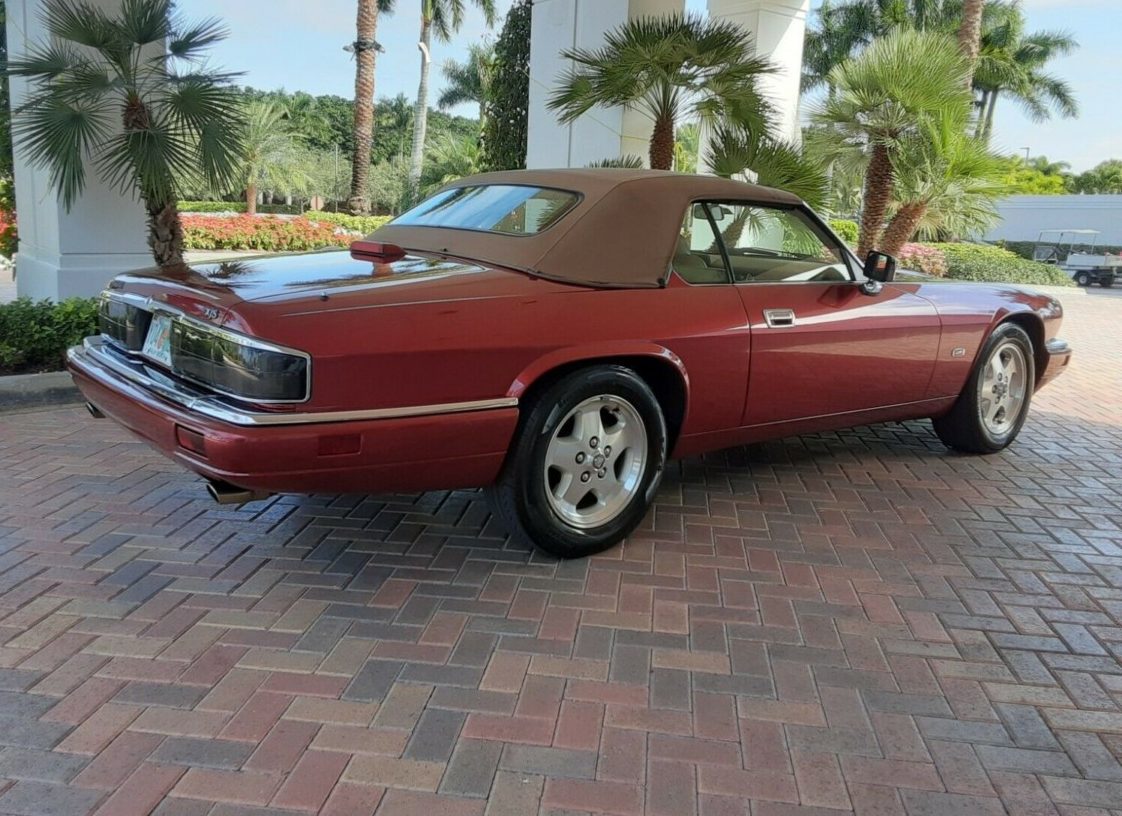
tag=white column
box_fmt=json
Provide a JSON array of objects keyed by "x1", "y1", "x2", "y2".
[
  {"x1": 7, "y1": 0, "x2": 152, "y2": 302},
  {"x1": 707, "y1": 0, "x2": 809, "y2": 143},
  {"x1": 526, "y1": 0, "x2": 684, "y2": 169}
]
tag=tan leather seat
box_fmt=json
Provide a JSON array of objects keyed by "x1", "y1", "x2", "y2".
[{"x1": 674, "y1": 236, "x2": 727, "y2": 284}]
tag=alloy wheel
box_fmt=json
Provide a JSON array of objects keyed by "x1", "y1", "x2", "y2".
[{"x1": 542, "y1": 395, "x2": 648, "y2": 529}]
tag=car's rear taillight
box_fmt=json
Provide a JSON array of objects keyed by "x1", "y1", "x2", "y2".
[{"x1": 99, "y1": 294, "x2": 151, "y2": 350}]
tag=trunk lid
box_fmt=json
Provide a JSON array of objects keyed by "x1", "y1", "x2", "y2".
[{"x1": 111, "y1": 249, "x2": 506, "y2": 325}]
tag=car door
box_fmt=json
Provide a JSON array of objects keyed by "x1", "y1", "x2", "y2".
[{"x1": 699, "y1": 202, "x2": 942, "y2": 427}]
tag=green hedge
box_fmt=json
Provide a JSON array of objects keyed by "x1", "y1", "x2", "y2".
[
  {"x1": 0, "y1": 298, "x2": 99, "y2": 375},
  {"x1": 179, "y1": 201, "x2": 304, "y2": 215},
  {"x1": 829, "y1": 218, "x2": 859, "y2": 245},
  {"x1": 303, "y1": 211, "x2": 392, "y2": 234},
  {"x1": 924, "y1": 243, "x2": 1075, "y2": 287}
]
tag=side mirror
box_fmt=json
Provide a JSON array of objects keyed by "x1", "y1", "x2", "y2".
[{"x1": 863, "y1": 250, "x2": 897, "y2": 283}]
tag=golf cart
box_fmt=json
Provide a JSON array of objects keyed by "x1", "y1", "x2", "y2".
[{"x1": 1033, "y1": 229, "x2": 1119, "y2": 287}]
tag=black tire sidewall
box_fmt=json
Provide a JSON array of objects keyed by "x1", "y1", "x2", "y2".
[
  {"x1": 1075, "y1": 272, "x2": 1090, "y2": 286},
  {"x1": 504, "y1": 366, "x2": 667, "y2": 558}
]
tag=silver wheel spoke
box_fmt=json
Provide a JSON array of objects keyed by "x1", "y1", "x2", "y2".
[
  {"x1": 546, "y1": 438, "x2": 584, "y2": 472},
  {"x1": 558, "y1": 474, "x2": 590, "y2": 507},
  {"x1": 576, "y1": 406, "x2": 603, "y2": 444}
]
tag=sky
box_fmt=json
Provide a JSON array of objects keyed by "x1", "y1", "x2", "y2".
[{"x1": 190, "y1": 0, "x2": 1117, "y2": 172}]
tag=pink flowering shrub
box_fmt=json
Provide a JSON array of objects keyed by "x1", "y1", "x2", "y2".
[
  {"x1": 181, "y1": 214, "x2": 342, "y2": 252},
  {"x1": 896, "y1": 243, "x2": 948, "y2": 277}
]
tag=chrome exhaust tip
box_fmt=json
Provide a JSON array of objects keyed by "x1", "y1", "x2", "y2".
[
  {"x1": 205, "y1": 479, "x2": 270, "y2": 506},
  {"x1": 86, "y1": 402, "x2": 105, "y2": 419}
]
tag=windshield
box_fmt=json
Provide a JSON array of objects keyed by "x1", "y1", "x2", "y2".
[{"x1": 392, "y1": 185, "x2": 581, "y2": 236}]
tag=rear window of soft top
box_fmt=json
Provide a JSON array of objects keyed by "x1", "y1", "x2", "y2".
[{"x1": 391, "y1": 185, "x2": 580, "y2": 236}]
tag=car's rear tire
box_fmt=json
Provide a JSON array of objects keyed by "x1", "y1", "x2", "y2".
[
  {"x1": 932, "y1": 322, "x2": 1034, "y2": 454},
  {"x1": 1101, "y1": 276, "x2": 1115, "y2": 288},
  {"x1": 1075, "y1": 271, "x2": 1091, "y2": 286},
  {"x1": 487, "y1": 365, "x2": 667, "y2": 559}
]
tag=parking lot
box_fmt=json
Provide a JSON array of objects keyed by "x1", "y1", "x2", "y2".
[{"x1": 0, "y1": 287, "x2": 1119, "y2": 815}]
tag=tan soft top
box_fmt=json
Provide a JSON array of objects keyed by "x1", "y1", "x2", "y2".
[{"x1": 369, "y1": 169, "x2": 803, "y2": 288}]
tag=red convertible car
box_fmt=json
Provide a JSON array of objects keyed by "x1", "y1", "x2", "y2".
[{"x1": 69, "y1": 169, "x2": 1071, "y2": 558}]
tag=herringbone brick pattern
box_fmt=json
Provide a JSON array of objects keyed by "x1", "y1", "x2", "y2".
[{"x1": 0, "y1": 291, "x2": 1119, "y2": 815}]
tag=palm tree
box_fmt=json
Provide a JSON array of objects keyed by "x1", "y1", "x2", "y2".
[
  {"x1": 240, "y1": 102, "x2": 306, "y2": 215},
  {"x1": 706, "y1": 125, "x2": 829, "y2": 210},
  {"x1": 379, "y1": 93, "x2": 414, "y2": 162},
  {"x1": 1071, "y1": 160, "x2": 1122, "y2": 195},
  {"x1": 348, "y1": 0, "x2": 395, "y2": 215},
  {"x1": 6, "y1": 0, "x2": 243, "y2": 267},
  {"x1": 958, "y1": 0, "x2": 986, "y2": 79},
  {"x1": 438, "y1": 43, "x2": 495, "y2": 125},
  {"x1": 802, "y1": 0, "x2": 944, "y2": 92},
  {"x1": 803, "y1": 0, "x2": 1078, "y2": 144},
  {"x1": 812, "y1": 30, "x2": 972, "y2": 257},
  {"x1": 695, "y1": 126, "x2": 827, "y2": 253},
  {"x1": 550, "y1": 15, "x2": 776, "y2": 171},
  {"x1": 878, "y1": 107, "x2": 1007, "y2": 252},
  {"x1": 674, "y1": 122, "x2": 701, "y2": 173},
  {"x1": 973, "y1": 4, "x2": 1077, "y2": 142},
  {"x1": 408, "y1": 0, "x2": 497, "y2": 202},
  {"x1": 422, "y1": 132, "x2": 482, "y2": 195}
]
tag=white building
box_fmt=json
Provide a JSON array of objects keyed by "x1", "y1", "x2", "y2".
[
  {"x1": 6, "y1": 0, "x2": 810, "y2": 300},
  {"x1": 527, "y1": 0, "x2": 809, "y2": 169},
  {"x1": 983, "y1": 195, "x2": 1122, "y2": 247}
]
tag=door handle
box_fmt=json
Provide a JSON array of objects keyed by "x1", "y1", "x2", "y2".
[{"x1": 763, "y1": 308, "x2": 796, "y2": 328}]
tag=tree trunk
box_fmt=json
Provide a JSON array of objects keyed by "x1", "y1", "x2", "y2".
[
  {"x1": 408, "y1": 19, "x2": 433, "y2": 203},
  {"x1": 982, "y1": 89, "x2": 999, "y2": 143},
  {"x1": 857, "y1": 142, "x2": 894, "y2": 259},
  {"x1": 246, "y1": 182, "x2": 257, "y2": 216},
  {"x1": 879, "y1": 201, "x2": 928, "y2": 257},
  {"x1": 146, "y1": 199, "x2": 185, "y2": 267},
  {"x1": 348, "y1": 0, "x2": 379, "y2": 215},
  {"x1": 957, "y1": 0, "x2": 985, "y2": 83},
  {"x1": 648, "y1": 113, "x2": 675, "y2": 171},
  {"x1": 973, "y1": 89, "x2": 990, "y2": 138}
]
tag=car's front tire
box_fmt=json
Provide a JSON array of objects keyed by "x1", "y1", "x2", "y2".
[
  {"x1": 487, "y1": 365, "x2": 667, "y2": 559},
  {"x1": 1075, "y1": 271, "x2": 1091, "y2": 286},
  {"x1": 932, "y1": 322, "x2": 1034, "y2": 454}
]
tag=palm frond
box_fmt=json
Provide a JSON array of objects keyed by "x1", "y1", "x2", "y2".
[
  {"x1": 12, "y1": 94, "x2": 112, "y2": 207},
  {"x1": 706, "y1": 125, "x2": 829, "y2": 209},
  {"x1": 166, "y1": 17, "x2": 229, "y2": 62},
  {"x1": 41, "y1": 0, "x2": 116, "y2": 50},
  {"x1": 586, "y1": 155, "x2": 645, "y2": 169},
  {"x1": 4, "y1": 42, "x2": 85, "y2": 80},
  {"x1": 117, "y1": 0, "x2": 172, "y2": 46}
]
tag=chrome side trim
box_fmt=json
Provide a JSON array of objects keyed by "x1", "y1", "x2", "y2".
[{"x1": 69, "y1": 337, "x2": 518, "y2": 427}]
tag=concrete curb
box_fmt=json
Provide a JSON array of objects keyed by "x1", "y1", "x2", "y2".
[{"x1": 0, "y1": 371, "x2": 82, "y2": 412}]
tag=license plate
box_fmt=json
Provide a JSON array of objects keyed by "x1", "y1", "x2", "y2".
[{"x1": 142, "y1": 313, "x2": 174, "y2": 367}]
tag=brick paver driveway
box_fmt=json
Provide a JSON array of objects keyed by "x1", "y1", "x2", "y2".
[{"x1": 1, "y1": 289, "x2": 1120, "y2": 816}]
